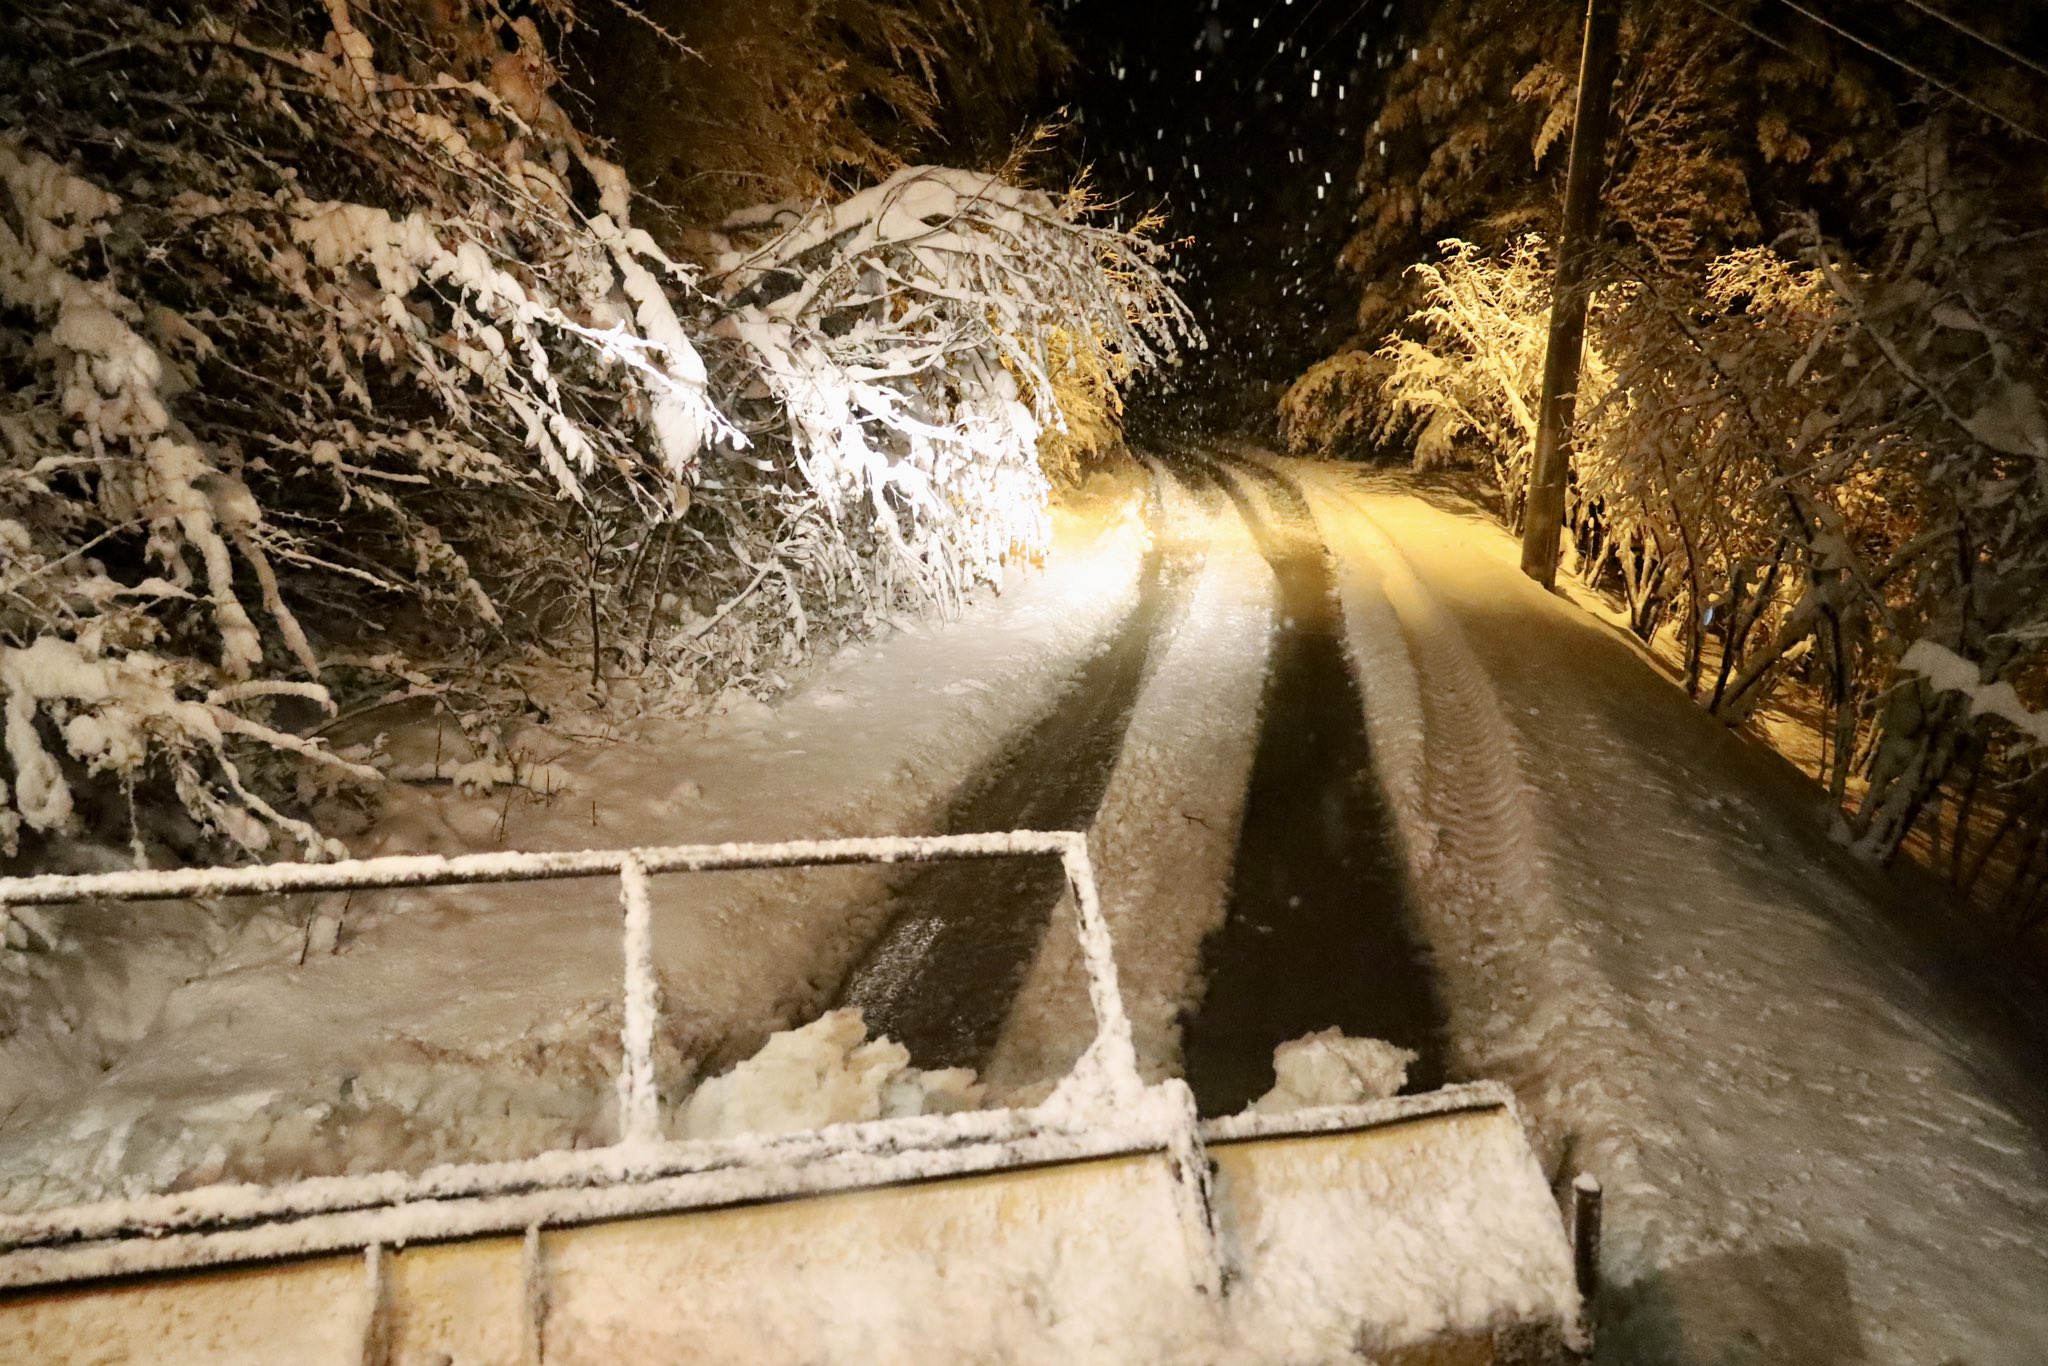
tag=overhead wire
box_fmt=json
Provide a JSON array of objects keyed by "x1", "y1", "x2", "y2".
[
  {"x1": 1300, "y1": 0, "x2": 1380, "y2": 72},
  {"x1": 1244, "y1": 0, "x2": 1341, "y2": 94},
  {"x1": 1894, "y1": 0, "x2": 2048, "y2": 83},
  {"x1": 1758, "y1": 0, "x2": 2048, "y2": 143},
  {"x1": 1694, "y1": 0, "x2": 1822, "y2": 69}
]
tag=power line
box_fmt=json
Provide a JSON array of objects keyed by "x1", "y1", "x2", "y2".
[
  {"x1": 1695, "y1": 0, "x2": 1821, "y2": 70},
  {"x1": 1894, "y1": 0, "x2": 2048, "y2": 84},
  {"x1": 1760, "y1": 0, "x2": 2048, "y2": 144},
  {"x1": 1702, "y1": 0, "x2": 2048, "y2": 140},
  {"x1": 1300, "y1": 0, "x2": 1380, "y2": 73},
  {"x1": 1246, "y1": 0, "x2": 1341, "y2": 94}
]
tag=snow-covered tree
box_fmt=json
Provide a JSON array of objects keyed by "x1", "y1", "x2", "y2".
[
  {"x1": 1341, "y1": 145, "x2": 2048, "y2": 906},
  {"x1": 3, "y1": 0, "x2": 728, "y2": 860},
  {"x1": 702, "y1": 168, "x2": 1188, "y2": 607},
  {"x1": 1296, "y1": 0, "x2": 2048, "y2": 918},
  {"x1": 576, "y1": 0, "x2": 1068, "y2": 234},
  {"x1": 0, "y1": 0, "x2": 1187, "y2": 865}
]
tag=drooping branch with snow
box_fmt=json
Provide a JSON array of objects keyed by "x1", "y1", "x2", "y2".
[
  {"x1": 702, "y1": 167, "x2": 1193, "y2": 614},
  {"x1": 0, "y1": 0, "x2": 739, "y2": 859},
  {"x1": 0, "y1": 0, "x2": 1190, "y2": 864}
]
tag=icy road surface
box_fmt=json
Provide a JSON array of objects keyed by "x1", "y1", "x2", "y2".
[{"x1": 3, "y1": 455, "x2": 2047, "y2": 1364}]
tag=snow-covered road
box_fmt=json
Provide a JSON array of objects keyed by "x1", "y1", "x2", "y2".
[
  {"x1": 4, "y1": 453, "x2": 2047, "y2": 1364},
  {"x1": 1286, "y1": 457, "x2": 2048, "y2": 1366}
]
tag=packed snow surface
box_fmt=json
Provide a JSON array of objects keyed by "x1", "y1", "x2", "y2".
[
  {"x1": 1286, "y1": 457, "x2": 2048, "y2": 1366},
  {"x1": 985, "y1": 464, "x2": 1276, "y2": 1098},
  {"x1": 0, "y1": 477, "x2": 1148, "y2": 1209},
  {"x1": 5, "y1": 455, "x2": 2048, "y2": 1366}
]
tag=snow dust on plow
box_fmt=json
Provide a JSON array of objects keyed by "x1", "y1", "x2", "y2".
[{"x1": 0, "y1": 832, "x2": 1586, "y2": 1364}]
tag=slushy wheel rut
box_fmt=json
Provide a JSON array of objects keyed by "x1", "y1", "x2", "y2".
[
  {"x1": 1175, "y1": 456, "x2": 1451, "y2": 1116},
  {"x1": 832, "y1": 486, "x2": 1193, "y2": 1072}
]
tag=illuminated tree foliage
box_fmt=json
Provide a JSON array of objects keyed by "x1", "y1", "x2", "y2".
[
  {"x1": 574, "y1": 0, "x2": 1069, "y2": 234},
  {"x1": 1289, "y1": 0, "x2": 2048, "y2": 921}
]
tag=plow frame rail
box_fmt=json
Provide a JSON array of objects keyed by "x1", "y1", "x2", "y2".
[
  {"x1": 0, "y1": 830, "x2": 1528, "y2": 1304},
  {"x1": 0, "y1": 830, "x2": 1262, "y2": 1291}
]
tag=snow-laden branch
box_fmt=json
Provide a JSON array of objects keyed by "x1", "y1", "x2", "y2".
[
  {"x1": 1, "y1": 4, "x2": 1195, "y2": 864},
  {"x1": 701, "y1": 166, "x2": 1196, "y2": 607},
  {"x1": 1901, "y1": 641, "x2": 2048, "y2": 749},
  {"x1": 1, "y1": 1, "x2": 738, "y2": 858}
]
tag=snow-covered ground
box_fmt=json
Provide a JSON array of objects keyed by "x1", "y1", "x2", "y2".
[
  {"x1": 5, "y1": 451, "x2": 2048, "y2": 1365},
  {"x1": 0, "y1": 474, "x2": 1151, "y2": 1210},
  {"x1": 985, "y1": 463, "x2": 1276, "y2": 1099},
  {"x1": 1287, "y1": 458, "x2": 2048, "y2": 1366}
]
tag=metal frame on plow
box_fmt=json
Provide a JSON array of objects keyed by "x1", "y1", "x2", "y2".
[{"x1": 0, "y1": 831, "x2": 1229, "y2": 1293}]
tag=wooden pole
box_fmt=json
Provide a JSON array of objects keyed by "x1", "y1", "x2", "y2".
[
  {"x1": 1572, "y1": 1171, "x2": 1603, "y2": 1301},
  {"x1": 1572, "y1": 1171, "x2": 1604, "y2": 1349},
  {"x1": 1519, "y1": 0, "x2": 1622, "y2": 589}
]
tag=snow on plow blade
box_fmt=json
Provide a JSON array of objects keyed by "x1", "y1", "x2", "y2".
[
  {"x1": 0, "y1": 832, "x2": 1582, "y2": 1364},
  {"x1": 0, "y1": 1098, "x2": 1577, "y2": 1364}
]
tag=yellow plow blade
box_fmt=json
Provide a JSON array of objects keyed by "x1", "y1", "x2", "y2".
[
  {"x1": 0, "y1": 833, "x2": 1587, "y2": 1363},
  {"x1": 0, "y1": 1099, "x2": 1581, "y2": 1365}
]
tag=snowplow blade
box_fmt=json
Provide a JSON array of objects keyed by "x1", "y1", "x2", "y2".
[
  {"x1": 0, "y1": 831, "x2": 1583, "y2": 1363},
  {"x1": 0, "y1": 1097, "x2": 1578, "y2": 1365}
]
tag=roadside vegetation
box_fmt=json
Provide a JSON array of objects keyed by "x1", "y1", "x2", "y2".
[
  {"x1": 0, "y1": 0, "x2": 1190, "y2": 868},
  {"x1": 1283, "y1": 0, "x2": 2048, "y2": 931}
]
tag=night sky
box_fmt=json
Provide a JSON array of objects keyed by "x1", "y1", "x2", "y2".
[{"x1": 1045, "y1": 0, "x2": 1425, "y2": 436}]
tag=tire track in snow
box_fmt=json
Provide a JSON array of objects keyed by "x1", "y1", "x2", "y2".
[
  {"x1": 830, "y1": 473, "x2": 1197, "y2": 1073},
  {"x1": 1278, "y1": 457, "x2": 1658, "y2": 1196},
  {"x1": 1173, "y1": 456, "x2": 1450, "y2": 1115},
  {"x1": 1261, "y1": 459, "x2": 2048, "y2": 1363},
  {"x1": 982, "y1": 464, "x2": 1275, "y2": 1102}
]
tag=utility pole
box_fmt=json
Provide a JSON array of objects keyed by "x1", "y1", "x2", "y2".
[{"x1": 1519, "y1": 0, "x2": 1622, "y2": 589}]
